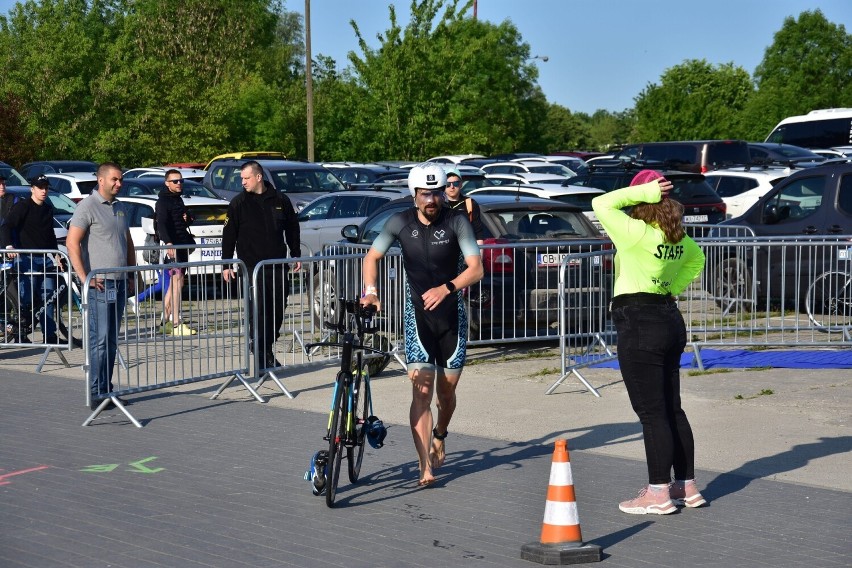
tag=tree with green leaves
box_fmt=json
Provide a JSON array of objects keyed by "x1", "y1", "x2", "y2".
[
  {"x1": 342, "y1": 0, "x2": 544, "y2": 161},
  {"x1": 632, "y1": 59, "x2": 753, "y2": 142},
  {"x1": 738, "y1": 9, "x2": 852, "y2": 140}
]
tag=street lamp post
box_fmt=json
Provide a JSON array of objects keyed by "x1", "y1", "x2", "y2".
[{"x1": 305, "y1": 0, "x2": 314, "y2": 162}]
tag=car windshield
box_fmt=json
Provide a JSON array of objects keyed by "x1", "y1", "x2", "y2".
[
  {"x1": 188, "y1": 205, "x2": 228, "y2": 225},
  {"x1": 47, "y1": 193, "x2": 77, "y2": 215},
  {"x1": 180, "y1": 181, "x2": 220, "y2": 198},
  {"x1": 270, "y1": 168, "x2": 346, "y2": 193},
  {"x1": 0, "y1": 166, "x2": 27, "y2": 185},
  {"x1": 491, "y1": 209, "x2": 592, "y2": 240},
  {"x1": 551, "y1": 194, "x2": 598, "y2": 210}
]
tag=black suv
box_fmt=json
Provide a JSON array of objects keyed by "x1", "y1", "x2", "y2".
[
  {"x1": 709, "y1": 160, "x2": 852, "y2": 310},
  {"x1": 203, "y1": 159, "x2": 346, "y2": 209},
  {"x1": 612, "y1": 140, "x2": 751, "y2": 173},
  {"x1": 562, "y1": 161, "x2": 727, "y2": 236}
]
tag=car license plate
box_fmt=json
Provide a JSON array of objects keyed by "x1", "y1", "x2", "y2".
[
  {"x1": 682, "y1": 214, "x2": 708, "y2": 223},
  {"x1": 200, "y1": 237, "x2": 222, "y2": 259},
  {"x1": 537, "y1": 253, "x2": 579, "y2": 267}
]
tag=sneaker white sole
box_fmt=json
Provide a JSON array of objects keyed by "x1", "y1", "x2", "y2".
[
  {"x1": 618, "y1": 501, "x2": 677, "y2": 515},
  {"x1": 674, "y1": 495, "x2": 707, "y2": 508}
]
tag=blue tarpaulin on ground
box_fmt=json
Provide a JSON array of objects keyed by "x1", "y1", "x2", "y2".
[{"x1": 592, "y1": 349, "x2": 852, "y2": 370}]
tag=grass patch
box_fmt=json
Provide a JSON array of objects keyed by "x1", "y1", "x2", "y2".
[
  {"x1": 528, "y1": 367, "x2": 561, "y2": 377},
  {"x1": 686, "y1": 368, "x2": 733, "y2": 376},
  {"x1": 734, "y1": 388, "x2": 775, "y2": 400}
]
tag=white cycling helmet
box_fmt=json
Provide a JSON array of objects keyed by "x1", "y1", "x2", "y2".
[{"x1": 407, "y1": 163, "x2": 447, "y2": 197}]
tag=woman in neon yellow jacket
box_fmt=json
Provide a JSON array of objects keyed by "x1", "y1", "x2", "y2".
[{"x1": 592, "y1": 169, "x2": 707, "y2": 516}]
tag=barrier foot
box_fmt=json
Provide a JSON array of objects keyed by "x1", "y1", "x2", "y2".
[
  {"x1": 546, "y1": 369, "x2": 601, "y2": 397},
  {"x1": 211, "y1": 373, "x2": 267, "y2": 403},
  {"x1": 82, "y1": 396, "x2": 142, "y2": 428},
  {"x1": 254, "y1": 370, "x2": 294, "y2": 399},
  {"x1": 35, "y1": 346, "x2": 70, "y2": 373},
  {"x1": 520, "y1": 541, "x2": 602, "y2": 565}
]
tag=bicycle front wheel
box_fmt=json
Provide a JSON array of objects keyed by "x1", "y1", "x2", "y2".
[
  {"x1": 805, "y1": 271, "x2": 852, "y2": 331},
  {"x1": 325, "y1": 373, "x2": 347, "y2": 507},
  {"x1": 348, "y1": 353, "x2": 368, "y2": 483}
]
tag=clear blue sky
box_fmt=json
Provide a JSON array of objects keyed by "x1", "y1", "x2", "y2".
[{"x1": 2, "y1": 0, "x2": 850, "y2": 114}]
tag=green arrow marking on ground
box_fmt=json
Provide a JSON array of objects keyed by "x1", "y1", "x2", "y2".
[
  {"x1": 80, "y1": 464, "x2": 120, "y2": 473},
  {"x1": 127, "y1": 457, "x2": 164, "y2": 474}
]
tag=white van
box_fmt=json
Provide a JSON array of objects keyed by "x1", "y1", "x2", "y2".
[{"x1": 765, "y1": 108, "x2": 852, "y2": 150}]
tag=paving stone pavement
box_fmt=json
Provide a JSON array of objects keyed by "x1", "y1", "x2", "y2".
[{"x1": 1, "y1": 364, "x2": 850, "y2": 568}]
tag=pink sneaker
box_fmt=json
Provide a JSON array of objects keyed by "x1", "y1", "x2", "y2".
[
  {"x1": 670, "y1": 480, "x2": 707, "y2": 508},
  {"x1": 618, "y1": 485, "x2": 677, "y2": 515}
]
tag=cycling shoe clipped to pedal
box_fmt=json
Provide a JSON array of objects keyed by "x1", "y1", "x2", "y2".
[
  {"x1": 304, "y1": 450, "x2": 329, "y2": 496},
  {"x1": 366, "y1": 416, "x2": 387, "y2": 449}
]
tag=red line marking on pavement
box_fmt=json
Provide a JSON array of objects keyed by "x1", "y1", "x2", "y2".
[{"x1": 0, "y1": 465, "x2": 50, "y2": 486}]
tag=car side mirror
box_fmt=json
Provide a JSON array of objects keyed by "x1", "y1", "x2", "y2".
[
  {"x1": 341, "y1": 224, "x2": 359, "y2": 242},
  {"x1": 763, "y1": 203, "x2": 780, "y2": 224}
]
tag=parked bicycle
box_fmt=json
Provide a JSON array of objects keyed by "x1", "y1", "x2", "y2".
[
  {"x1": 305, "y1": 299, "x2": 388, "y2": 507},
  {"x1": 0, "y1": 260, "x2": 24, "y2": 342},
  {"x1": 805, "y1": 267, "x2": 852, "y2": 332}
]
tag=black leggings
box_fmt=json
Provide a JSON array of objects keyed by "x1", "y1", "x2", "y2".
[{"x1": 612, "y1": 295, "x2": 695, "y2": 484}]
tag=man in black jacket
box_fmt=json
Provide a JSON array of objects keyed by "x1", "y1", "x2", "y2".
[
  {"x1": 221, "y1": 161, "x2": 301, "y2": 369},
  {"x1": 1, "y1": 176, "x2": 61, "y2": 343},
  {"x1": 154, "y1": 170, "x2": 196, "y2": 335}
]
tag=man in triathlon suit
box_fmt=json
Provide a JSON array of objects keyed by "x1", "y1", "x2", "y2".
[{"x1": 361, "y1": 163, "x2": 483, "y2": 486}]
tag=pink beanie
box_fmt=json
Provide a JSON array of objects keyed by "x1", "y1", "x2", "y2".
[{"x1": 630, "y1": 169, "x2": 666, "y2": 186}]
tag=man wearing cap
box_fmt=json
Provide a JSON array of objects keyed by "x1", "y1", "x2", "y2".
[
  {"x1": 0, "y1": 176, "x2": 61, "y2": 343},
  {"x1": 443, "y1": 167, "x2": 485, "y2": 244},
  {"x1": 361, "y1": 163, "x2": 483, "y2": 487}
]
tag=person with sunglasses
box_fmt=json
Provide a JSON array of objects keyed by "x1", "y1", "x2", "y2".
[
  {"x1": 361, "y1": 163, "x2": 483, "y2": 487},
  {"x1": 443, "y1": 166, "x2": 484, "y2": 244},
  {"x1": 153, "y1": 170, "x2": 196, "y2": 335}
]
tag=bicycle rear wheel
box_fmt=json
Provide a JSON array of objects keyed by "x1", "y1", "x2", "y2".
[
  {"x1": 325, "y1": 373, "x2": 347, "y2": 507},
  {"x1": 348, "y1": 353, "x2": 369, "y2": 483},
  {"x1": 805, "y1": 271, "x2": 852, "y2": 331}
]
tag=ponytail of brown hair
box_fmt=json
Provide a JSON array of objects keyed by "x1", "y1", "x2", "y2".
[{"x1": 630, "y1": 199, "x2": 686, "y2": 244}]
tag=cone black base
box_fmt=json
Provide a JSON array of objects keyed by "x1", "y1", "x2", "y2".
[{"x1": 521, "y1": 541, "x2": 602, "y2": 565}]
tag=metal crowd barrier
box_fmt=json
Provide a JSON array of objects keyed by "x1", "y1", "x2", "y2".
[
  {"x1": 82, "y1": 259, "x2": 251, "y2": 427},
  {"x1": 548, "y1": 235, "x2": 852, "y2": 395},
  {"x1": 1, "y1": 248, "x2": 76, "y2": 371}
]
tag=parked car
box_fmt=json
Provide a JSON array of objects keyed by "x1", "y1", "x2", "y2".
[
  {"x1": 612, "y1": 140, "x2": 751, "y2": 173},
  {"x1": 703, "y1": 165, "x2": 792, "y2": 219},
  {"x1": 117, "y1": 177, "x2": 223, "y2": 200},
  {"x1": 483, "y1": 173, "x2": 570, "y2": 188},
  {"x1": 467, "y1": 184, "x2": 605, "y2": 232},
  {"x1": 747, "y1": 142, "x2": 826, "y2": 167},
  {"x1": 709, "y1": 160, "x2": 852, "y2": 311},
  {"x1": 514, "y1": 155, "x2": 589, "y2": 175},
  {"x1": 562, "y1": 162, "x2": 727, "y2": 236},
  {"x1": 19, "y1": 160, "x2": 98, "y2": 178},
  {"x1": 124, "y1": 167, "x2": 206, "y2": 182},
  {"x1": 481, "y1": 161, "x2": 576, "y2": 178},
  {"x1": 297, "y1": 191, "x2": 395, "y2": 255},
  {"x1": 203, "y1": 151, "x2": 288, "y2": 170},
  {"x1": 321, "y1": 163, "x2": 409, "y2": 188},
  {"x1": 316, "y1": 195, "x2": 611, "y2": 338},
  {"x1": 119, "y1": 195, "x2": 230, "y2": 278},
  {"x1": 0, "y1": 162, "x2": 30, "y2": 186},
  {"x1": 203, "y1": 158, "x2": 346, "y2": 209},
  {"x1": 425, "y1": 154, "x2": 486, "y2": 164},
  {"x1": 764, "y1": 108, "x2": 852, "y2": 150},
  {"x1": 44, "y1": 172, "x2": 98, "y2": 203}
]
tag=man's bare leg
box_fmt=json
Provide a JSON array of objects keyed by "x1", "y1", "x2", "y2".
[
  {"x1": 409, "y1": 367, "x2": 436, "y2": 485},
  {"x1": 430, "y1": 369, "x2": 461, "y2": 470}
]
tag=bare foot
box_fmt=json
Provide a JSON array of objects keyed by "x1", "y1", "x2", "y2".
[
  {"x1": 430, "y1": 437, "x2": 446, "y2": 470},
  {"x1": 418, "y1": 471, "x2": 436, "y2": 487}
]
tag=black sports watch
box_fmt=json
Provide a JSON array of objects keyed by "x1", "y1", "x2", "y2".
[{"x1": 445, "y1": 281, "x2": 456, "y2": 293}]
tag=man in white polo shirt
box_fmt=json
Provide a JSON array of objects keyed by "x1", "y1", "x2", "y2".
[{"x1": 67, "y1": 163, "x2": 137, "y2": 410}]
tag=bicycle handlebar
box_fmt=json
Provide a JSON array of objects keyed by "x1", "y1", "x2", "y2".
[{"x1": 323, "y1": 299, "x2": 378, "y2": 335}]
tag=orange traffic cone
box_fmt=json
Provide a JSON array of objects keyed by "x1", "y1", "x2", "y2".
[{"x1": 521, "y1": 439, "x2": 602, "y2": 564}]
